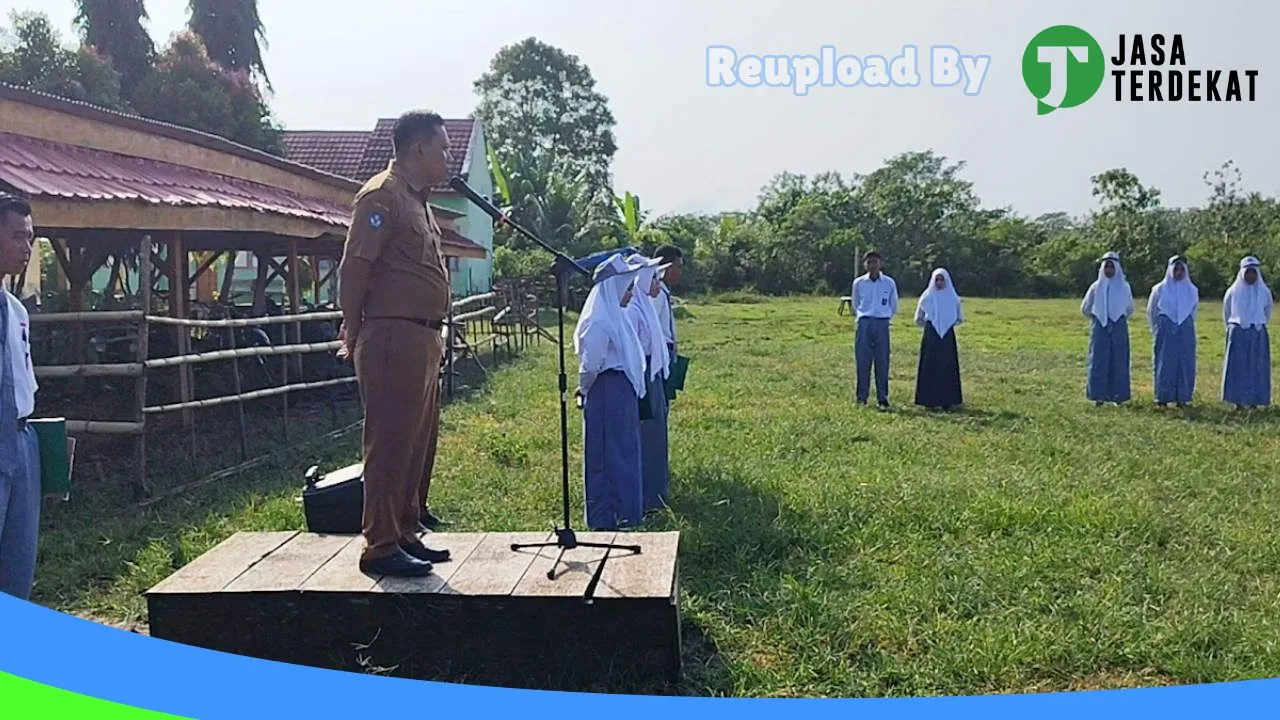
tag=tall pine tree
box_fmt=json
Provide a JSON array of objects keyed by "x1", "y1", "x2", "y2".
[
  {"x1": 73, "y1": 0, "x2": 154, "y2": 97},
  {"x1": 187, "y1": 0, "x2": 270, "y2": 91}
]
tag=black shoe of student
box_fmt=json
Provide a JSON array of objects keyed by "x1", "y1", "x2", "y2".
[
  {"x1": 420, "y1": 509, "x2": 449, "y2": 529},
  {"x1": 360, "y1": 548, "x2": 433, "y2": 577},
  {"x1": 400, "y1": 540, "x2": 451, "y2": 564},
  {"x1": 877, "y1": 402, "x2": 891, "y2": 411}
]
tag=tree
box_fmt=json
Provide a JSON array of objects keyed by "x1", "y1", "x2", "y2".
[
  {"x1": 187, "y1": 0, "x2": 270, "y2": 91},
  {"x1": 475, "y1": 38, "x2": 617, "y2": 197},
  {"x1": 852, "y1": 151, "x2": 989, "y2": 290},
  {"x1": 1186, "y1": 161, "x2": 1280, "y2": 295},
  {"x1": 73, "y1": 0, "x2": 154, "y2": 96},
  {"x1": 0, "y1": 11, "x2": 128, "y2": 110},
  {"x1": 131, "y1": 32, "x2": 283, "y2": 154},
  {"x1": 1088, "y1": 168, "x2": 1176, "y2": 290}
]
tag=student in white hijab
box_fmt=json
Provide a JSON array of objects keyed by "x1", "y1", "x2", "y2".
[
  {"x1": 1221, "y1": 256, "x2": 1273, "y2": 409},
  {"x1": 623, "y1": 257, "x2": 673, "y2": 513},
  {"x1": 1081, "y1": 251, "x2": 1135, "y2": 405},
  {"x1": 912, "y1": 268, "x2": 964, "y2": 410},
  {"x1": 1146, "y1": 255, "x2": 1199, "y2": 407},
  {"x1": 573, "y1": 253, "x2": 654, "y2": 530}
]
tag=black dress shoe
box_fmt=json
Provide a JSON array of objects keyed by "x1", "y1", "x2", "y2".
[
  {"x1": 420, "y1": 509, "x2": 449, "y2": 529},
  {"x1": 400, "y1": 540, "x2": 451, "y2": 563},
  {"x1": 360, "y1": 548, "x2": 433, "y2": 577}
]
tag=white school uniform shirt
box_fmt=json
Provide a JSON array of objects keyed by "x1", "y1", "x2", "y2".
[
  {"x1": 654, "y1": 281, "x2": 677, "y2": 348},
  {"x1": 4, "y1": 289, "x2": 37, "y2": 419},
  {"x1": 851, "y1": 273, "x2": 899, "y2": 319}
]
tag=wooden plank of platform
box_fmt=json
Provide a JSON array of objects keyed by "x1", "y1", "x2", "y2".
[
  {"x1": 440, "y1": 531, "x2": 552, "y2": 596},
  {"x1": 593, "y1": 532, "x2": 680, "y2": 599},
  {"x1": 224, "y1": 533, "x2": 351, "y2": 592},
  {"x1": 297, "y1": 536, "x2": 370, "y2": 592},
  {"x1": 147, "y1": 531, "x2": 298, "y2": 594}
]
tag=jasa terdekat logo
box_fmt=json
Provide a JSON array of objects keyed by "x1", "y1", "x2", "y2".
[{"x1": 1023, "y1": 26, "x2": 1259, "y2": 114}]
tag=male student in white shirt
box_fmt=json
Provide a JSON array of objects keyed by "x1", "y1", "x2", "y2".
[
  {"x1": 0, "y1": 194, "x2": 40, "y2": 600},
  {"x1": 651, "y1": 245, "x2": 683, "y2": 358},
  {"x1": 851, "y1": 251, "x2": 899, "y2": 409}
]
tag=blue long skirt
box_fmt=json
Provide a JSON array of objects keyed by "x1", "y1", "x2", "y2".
[
  {"x1": 1153, "y1": 315, "x2": 1196, "y2": 404},
  {"x1": 1087, "y1": 317, "x2": 1131, "y2": 403},
  {"x1": 1222, "y1": 324, "x2": 1271, "y2": 407},
  {"x1": 640, "y1": 369, "x2": 670, "y2": 512},
  {"x1": 583, "y1": 370, "x2": 645, "y2": 530}
]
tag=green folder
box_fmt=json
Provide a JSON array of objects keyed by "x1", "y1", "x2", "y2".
[
  {"x1": 638, "y1": 392, "x2": 654, "y2": 421},
  {"x1": 666, "y1": 355, "x2": 690, "y2": 401},
  {"x1": 29, "y1": 418, "x2": 73, "y2": 498}
]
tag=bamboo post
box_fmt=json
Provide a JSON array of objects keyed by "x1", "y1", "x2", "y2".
[
  {"x1": 252, "y1": 251, "x2": 267, "y2": 314},
  {"x1": 310, "y1": 256, "x2": 321, "y2": 305},
  {"x1": 170, "y1": 232, "x2": 193, "y2": 428},
  {"x1": 220, "y1": 251, "x2": 236, "y2": 302},
  {"x1": 490, "y1": 297, "x2": 498, "y2": 367},
  {"x1": 134, "y1": 235, "x2": 152, "y2": 499},
  {"x1": 287, "y1": 239, "x2": 303, "y2": 379},
  {"x1": 226, "y1": 315, "x2": 248, "y2": 462},
  {"x1": 281, "y1": 312, "x2": 290, "y2": 444}
]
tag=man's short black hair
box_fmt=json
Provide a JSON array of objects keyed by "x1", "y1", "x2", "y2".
[
  {"x1": 654, "y1": 245, "x2": 683, "y2": 263},
  {"x1": 0, "y1": 193, "x2": 31, "y2": 222},
  {"x1": 863, "y1": 251, "x2": 882, "y2": 262},
  {"x1": 392, "y1": 111, "x2": 446, "y2": 156}
]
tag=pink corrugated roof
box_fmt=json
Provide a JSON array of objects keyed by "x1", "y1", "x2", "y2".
[
  {"x1": 0, "y1": 83, "x2": 358, "y2": 192},
  {"x1": 0, "y1": 132, "x2": 350, "y2": 228}
]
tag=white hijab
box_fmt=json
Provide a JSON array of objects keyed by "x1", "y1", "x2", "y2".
[
  {"x1": 1153, "y1": 255, "x2": 1198, "y2": 325},
  {"x1": 1224, "y1": 256, "x2": 1273, "y2": 328},
  {"x1": 1087, "y1": 252, "x2": 1134, "y2": 326},
  {"x1": 573, "y1": 254, "x2": 648, "y2": 397},
  {"x1": 916, "y1": 268, "x2": 961, "y2": 336},
  {"x1": 623, "y1": 260, "x2": 670, "y2": 380}
]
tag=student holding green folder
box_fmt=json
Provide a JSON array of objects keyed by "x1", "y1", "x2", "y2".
[
  {"x1": 652, "y1": 246, "x2": 689, "y2": 402},
  {"x1": 0, "y1": 194, "x2": 41, "y2": 600}
]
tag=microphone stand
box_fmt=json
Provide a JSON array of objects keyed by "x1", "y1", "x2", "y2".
[{"x1": 452, "y1": 179, "x2": 640, "y2": 598}]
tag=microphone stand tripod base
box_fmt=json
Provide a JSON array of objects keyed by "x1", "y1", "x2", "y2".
[{"x1": 511, "y1": 527, "x2": 643, "y2": 581}]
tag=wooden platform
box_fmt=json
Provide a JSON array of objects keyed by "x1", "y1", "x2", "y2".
[{"x1": 145, "y1": 530, "x2": 681, "y2": 690}]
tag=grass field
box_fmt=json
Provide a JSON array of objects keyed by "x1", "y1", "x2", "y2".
[{"x1": 33, "y1": 295, "x2": 1280, "y2": 698}]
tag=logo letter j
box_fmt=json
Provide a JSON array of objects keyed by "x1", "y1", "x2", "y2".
[{"x1": 1037, "y1": 45, "x2": 1089, "y2": 108}]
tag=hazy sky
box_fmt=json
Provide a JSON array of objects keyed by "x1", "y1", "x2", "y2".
[{"x1": 10, "y1": 0, "x2": 1280, "y2": 219}]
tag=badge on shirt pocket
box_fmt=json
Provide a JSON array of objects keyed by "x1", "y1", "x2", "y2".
[{"x1": 881, "y1": 296, "x2": 888, "y2": 306}]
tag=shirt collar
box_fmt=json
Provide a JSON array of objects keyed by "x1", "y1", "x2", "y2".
[{"x1": 387, "y1": 159, "x2": 431, "y2": 199}]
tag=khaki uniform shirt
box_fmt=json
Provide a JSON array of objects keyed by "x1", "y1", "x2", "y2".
[{"x1": 344, "y1": 162, "x2": 450, "y2": 322}]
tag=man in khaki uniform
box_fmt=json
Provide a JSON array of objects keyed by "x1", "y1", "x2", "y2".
[{"x1": 338, "y1": 111, "x2": 453, "y2": 577}]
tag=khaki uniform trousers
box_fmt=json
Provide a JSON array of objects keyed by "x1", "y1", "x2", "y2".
[{"x1": 353, "y1": 318, "x2": 444, "y2": 561}]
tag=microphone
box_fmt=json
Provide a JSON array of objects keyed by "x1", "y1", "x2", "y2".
[{"x1": 448, "y1": 176, "x2": 508, "y2": 225}]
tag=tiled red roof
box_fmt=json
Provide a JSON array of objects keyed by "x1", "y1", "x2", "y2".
[
  {"x1": 281, "y1": 131, "x2": 369, "y2": 181},
  {"x1": 0, "y1": 132, "x2": 349, "y2": 228},
  {"x1": 283, "y1": 118, "x2": 477, "y2": 192}
]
